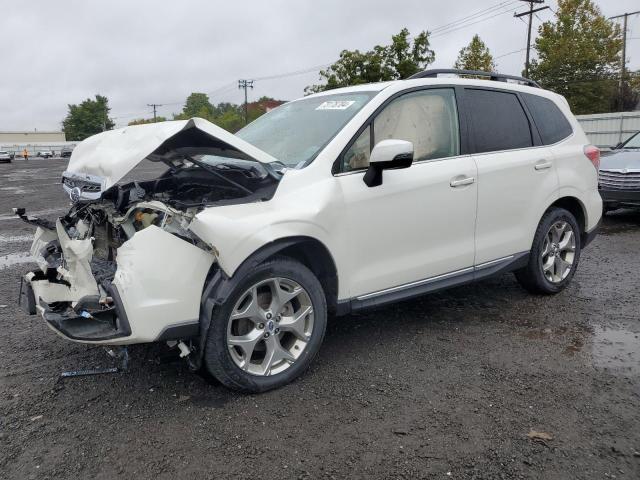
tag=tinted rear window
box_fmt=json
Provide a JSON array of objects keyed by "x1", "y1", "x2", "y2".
[
  {"x1": 522, "y1": 93, "x2": 573, "y2": 145},
  {"x1": 465, "y1": 89, "x2": 533, "y2": 153}
]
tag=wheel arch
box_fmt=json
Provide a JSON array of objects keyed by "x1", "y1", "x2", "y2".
[
  {"x1": 546, "y1": 195, "x2": 596, "y2": 248},
  {"x1": 549, "y1": 196, "x2": 587, "y2": 234},
  {"x1": 196, "y1": 236, "x2": 339, "y2": 369}
]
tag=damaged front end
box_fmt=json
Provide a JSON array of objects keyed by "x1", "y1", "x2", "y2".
[{"x1": 17, "y1": 118, "x2": 283, "y2": 345}]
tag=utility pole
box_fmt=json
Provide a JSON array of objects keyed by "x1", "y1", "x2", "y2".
[
  {"x1": 238, "y1": 79, "x2": 254, "y2": 125},
  {"x1": 515, "y1": 0, "x2": 549, "y2": 78},
  {"x1": 147, "y1": 103, "x2": 163, "y2": 122},
  {"x1": 609, "y1": 11, "x2": 640, "y2": 112}
]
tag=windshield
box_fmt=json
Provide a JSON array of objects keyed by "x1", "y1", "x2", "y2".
[
  {"x1": 621, "y1": 132, "x2": 640, "y2": 149},
  {"x1": 236, "y1": 91, "x2": 377, "y2": 168}
]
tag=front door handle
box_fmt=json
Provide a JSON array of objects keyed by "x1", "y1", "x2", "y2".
[
  {"x1": 535, "y1": 160, "x2": 553, "y2": 170},
  {"x1": 450, "y1": 176, "x2": 476, "y2": 188}
]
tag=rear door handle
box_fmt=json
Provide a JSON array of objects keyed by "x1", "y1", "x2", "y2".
[
  {"x1": 535, "y1": 160, "x2": 553, "y2": 170},
  {"x1": 450, "y1": 176, "x2": 475, "y2": 188}
]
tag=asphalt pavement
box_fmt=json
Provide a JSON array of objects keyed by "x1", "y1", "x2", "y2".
[{"x1": 1, "y1": 158, "x2": 639, "y2": 479}]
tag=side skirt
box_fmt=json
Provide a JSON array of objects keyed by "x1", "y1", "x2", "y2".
[{"x1": 336, "y1": 252, "x2": 529, "y2": 315}]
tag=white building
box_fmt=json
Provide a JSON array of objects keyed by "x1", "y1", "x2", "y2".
[{"x1": 0, "y1": 130, "x2": 77, "y2": 155}]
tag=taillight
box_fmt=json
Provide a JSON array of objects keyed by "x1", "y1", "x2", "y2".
[{"x1": 584, "y1": 145, "x2": 600, "y2": 171}]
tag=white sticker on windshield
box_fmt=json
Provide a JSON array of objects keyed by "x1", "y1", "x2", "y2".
[{"x1": 316, "y1": 100, "x2": 355, "y2": 111}]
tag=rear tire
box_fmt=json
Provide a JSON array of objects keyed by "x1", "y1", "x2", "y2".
[
  {"x1": 515, "y1": 207, "x2": 581, "y2": 294},
  {"x1": 203, "y1": 256, "x2": 327, "y2": 393}
]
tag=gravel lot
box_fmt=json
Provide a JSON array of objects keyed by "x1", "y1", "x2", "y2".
[{"x1": 1, "y1": 158, "x2": 639, "y2": 479}]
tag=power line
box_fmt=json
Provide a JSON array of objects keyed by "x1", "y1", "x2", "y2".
[
  {"x1": 494, "y1": 46, "x2": 530, "y2": 59},
  {"x1": 430, "y1": 1, "x2": 519, "y2": 34},
  {"x1": 252, "y1": 63, "x2": 333, "y2": 82},
  {"x1": 430, "y1": 4, "x2": 522, "y2": 39},
  {"x1": 108, "y1": 2, "x2": 561, "y2": 125}
]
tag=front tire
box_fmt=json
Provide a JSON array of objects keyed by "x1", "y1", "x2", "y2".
[
  {"x1": 203, "y1": 256, "x2": 327, "y2": 392},
  {"x1": 515, "y1": 207, "x2": 581, "y2": 294}
]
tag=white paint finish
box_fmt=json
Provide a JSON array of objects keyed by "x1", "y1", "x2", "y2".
[
  {"x1": 189, "y1": 170, "x2": 343, "y2": 292},
  {"x1": 189, "y1": 78, "x2": 601, "y2": 301},
  {"x1": 473, "y1": 146, "x2": 559, "y2": 264},
  {"x1": 22, "y1": 77, "x2": 604, "y2": 347},
  {"x1": 551, "y1": 142, "x2": 602, "y2": 232},
  {"x1": 335, "y1": 157, "x2": 477, "y2": 297},
  {"x1": 112, "y1": 225, "x2": 215, "y2": 344},
  {"x1": 28, "y1": 272, "x2": 75, "y2": 304},
  {"x1": 369, "y1": 139, "x2": 414, "y2": 164},
  {"x1": 55, "y1": 219, "x2": 100, "y2": 301},
  {"x1": 30, "y1": 227, "x2": 57, "y2": 273},
  {"x1": 66, "y1": 117, "x2": 279, "y2": 191}
]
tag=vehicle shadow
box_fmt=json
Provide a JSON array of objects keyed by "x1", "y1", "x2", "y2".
[{"x1": 599, "y1": 208, "x2": 640, "y2": 235}]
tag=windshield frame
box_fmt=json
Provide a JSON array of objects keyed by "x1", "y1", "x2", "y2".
[{"x1": 235, "y1": 91, "x2": 380, "y2": 169}]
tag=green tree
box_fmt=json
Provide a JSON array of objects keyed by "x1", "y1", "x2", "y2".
[
  {"x1": 528, "y1": 0, "x2": 622, "y2": 114},
  {"x1": 613, "y1": 70, "x2": 640, "y2": 112},
  {"x1": 171, "y1": 94, "x2": 285, "y2": 133},
  {"x1": 306, "y1": 28, "x2": 435, "y2": 93},
  {"x1": 454, "y1": 35, "x2": 496, "y2": 71},
  {"x1": 62, "y1": 95, "x2": 115, "y2": 141},
  {"x1": 128, "y1": 116, "x2": 167, "y2": 126},
  {"x1": 175, "y1": 92, "x2": 215, "y2": 119},
  {"x1": 214, "y1": 108, "x2": 245, "y2": 133}
]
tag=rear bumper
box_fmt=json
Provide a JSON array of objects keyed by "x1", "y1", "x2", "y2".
[{"x1": 599, "y1": 188, "x2": 640, "y2": 207}]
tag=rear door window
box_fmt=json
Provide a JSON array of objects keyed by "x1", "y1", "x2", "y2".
[
  {"x1": 465, "y1": 89, "x2": 533, "y2": 153},
  {"x1": 521, "y1": 93, "x2": 573, "y2": 145}
]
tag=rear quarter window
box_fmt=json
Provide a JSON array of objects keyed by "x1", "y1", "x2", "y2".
[
  {"x1": 465, "y1": 89, "x2": 533, "y2": 154},
  {"x1": 522, "y1": 93, "x2": 573, "y2": 145}
]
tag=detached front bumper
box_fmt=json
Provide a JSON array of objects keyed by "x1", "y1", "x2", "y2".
[
  {"x1": 20, "y1": 274, "x2": 131, "y2": 341},
  {"x1": 19, "y1": 220, "x2": 215, "y2": 345}
]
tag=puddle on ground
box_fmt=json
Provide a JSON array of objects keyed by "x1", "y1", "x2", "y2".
[
  {"x1": 0, "y1": 252, "x2": 35, "y2": 269},
  {"x1": 0, "y1": 234, "x2": 33, "y2": 244},
  {"x1": 592, "y1": 325, "x2": 640, "y2": 375},
  {"x1": 0, "y1": 208, "x2": 66, "y2": 222},
  {"x1": 0, "y1": 186, "x2": 33, "y2": 194},
  {"x1": 563, "y1": 337, "x2": 584, "y2": 355}
]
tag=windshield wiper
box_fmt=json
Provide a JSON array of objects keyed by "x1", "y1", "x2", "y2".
[{"x1": 184, "y1": 155, "x2": 254, "y2": 195}]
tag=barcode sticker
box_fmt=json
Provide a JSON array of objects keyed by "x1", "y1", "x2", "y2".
[{"x1": 316, "y1": 100, "x2": 355, "y2": 111}]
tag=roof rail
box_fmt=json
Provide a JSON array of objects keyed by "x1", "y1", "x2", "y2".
[{"x1": 408, "y1": 69, "x2": 541, "y2": 88}]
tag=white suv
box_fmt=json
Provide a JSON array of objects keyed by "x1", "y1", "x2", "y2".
[{"x1": 17, "y1": 70, "x2": 602, "y2": 392}]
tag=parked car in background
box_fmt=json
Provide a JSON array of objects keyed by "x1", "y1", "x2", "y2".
[
  {"x1": 16, "y1": 69, "x2": 602, "y2": 392},
  {"x1": 60, "y1": 146, "x2": 73, "y2": 158},
  {"x1": 36, "y1": 150, "x2": 54, "y2": 158},
  {"x1": 600, "y1": 131, "x2": 640, "y2": 212},
  {"x1": 0, "y1": 150, "x2": 12, "y2": 163}
]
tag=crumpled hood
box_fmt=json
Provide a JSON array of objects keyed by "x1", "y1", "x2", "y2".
[
  {"x1": 65, "y1": 117, "x2": 279, "y2": 191},
  {"x1": 600, "y1": 150, "x2": 640, "y2": 171}
]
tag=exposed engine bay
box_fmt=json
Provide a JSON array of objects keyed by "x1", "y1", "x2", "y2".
[{"x1": 18, "y1": 127, "x2": 283, "y2": 343}]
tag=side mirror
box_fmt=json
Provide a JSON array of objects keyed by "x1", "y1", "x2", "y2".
[{"x1": 363, "y1": 139, "x2": 414, "y2": 187}]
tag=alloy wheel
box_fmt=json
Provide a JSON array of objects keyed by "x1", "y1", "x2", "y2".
[
  {"x1": 541, "y1": 220, "x2": 576, "y2": 283},
  {"x1": 226, "y1": 277, "x2": 314, "y2": 376}
]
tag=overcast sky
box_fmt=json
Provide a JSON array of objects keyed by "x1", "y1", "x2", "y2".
[{"x1": 1, "y1": 0, "x2": 638, "y2": 130}]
